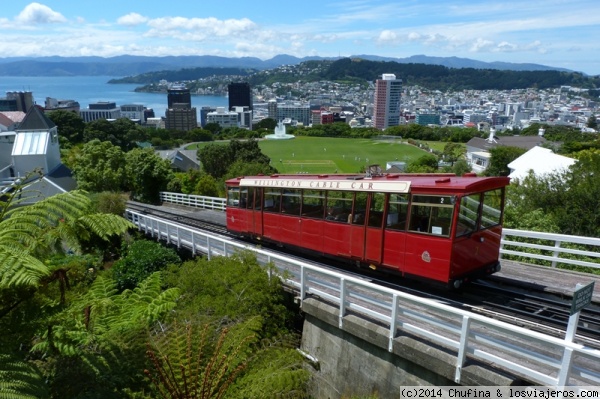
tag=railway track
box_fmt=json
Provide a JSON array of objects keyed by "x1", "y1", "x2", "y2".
[
  {"x1": 125, "y1": 202, "x2": 600, "y2": 348},
  {"x1": 460, "y1": 280, "x2": 600, "y2": 345}
]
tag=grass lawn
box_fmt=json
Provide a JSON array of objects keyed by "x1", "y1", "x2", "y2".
[{"x1": 188, "y1": 136, "x2": 435, "y2": 174}]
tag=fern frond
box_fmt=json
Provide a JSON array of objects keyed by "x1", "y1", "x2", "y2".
[
  {"x1": 77, "y1": 213, "x2": 135, "y2": 240},
  {"x1": 0, "y1": 353, "x2": 50, "y2": 399},
  {"x1": 109, "y1": 273, "x2": 180, "y2": 330},
  {"x1": 0, "y1": 247, "x2": 50, "y2": 287}
]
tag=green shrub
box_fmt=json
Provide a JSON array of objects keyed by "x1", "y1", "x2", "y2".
[{"x1": 111, "y1": 240, "x2": 180, "y2": 291}]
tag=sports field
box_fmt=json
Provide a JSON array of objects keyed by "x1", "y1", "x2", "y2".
[{"x1": 190, "y1": 136, "x2": 437, "y2": 174}]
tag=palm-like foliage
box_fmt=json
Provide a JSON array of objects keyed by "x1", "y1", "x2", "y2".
[
  {"x1": 0, "y1": 353, "x2": 50, "y2": 399},
  {"x1": 145, "y1": 319, "x2": 257, "y2": 399},
  {"x1": 0, "y1": 188, "x2": 133, "y2": 288},
  {"x1": 32, "y1": 273, "x2": 180, "y2": 357},
  {"x1": 0, "y1": 185, "x2": 135, "y2": 397}
]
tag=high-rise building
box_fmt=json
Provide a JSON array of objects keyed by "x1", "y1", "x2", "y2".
[
  {"x1": 167, "y1": 86, "x2": 191, "y2": 108},
  {"x1": 373, "y1": 73, "x2": 402, "y2": 130},
  {"x1": 276, "y1": 103, "x2": 311, "y2": 126},
  {"x1": 267, "y1": 100, "x2": 277, "y2": 120},
  {"x1": 166, "y1": 105, "x2": 198, "y2": 131},
  {"x1": 228, "y1": 82, "x2": 253, "y2": 110},
  {"x1": 166, "y1": 86, "x2": 197, "y2": 131}
]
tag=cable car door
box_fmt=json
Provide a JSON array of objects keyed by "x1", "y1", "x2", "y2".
[{"x1": 364, "y1": 193, "x2": 385, "y2": 264}]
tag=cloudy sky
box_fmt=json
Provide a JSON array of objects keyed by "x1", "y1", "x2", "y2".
[{"x1": 1, "y1": 1, "x2": 599, "y2": 75}]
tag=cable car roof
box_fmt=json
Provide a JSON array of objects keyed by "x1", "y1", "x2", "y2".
[{"x1": 228, "y1": 173, "x2": 510, "y2": 194}]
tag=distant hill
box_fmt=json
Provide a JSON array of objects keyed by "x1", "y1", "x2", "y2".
[
  {"x1": 351, "y1": 54, "x2": 574, "y2": 73},
  {"x1": 318, "y1": 58, "x2": 598, "y2": 91},
  {"x1": 115, "y1": 58, "x2": 600, "y2": 93},
  {"x1": 0, "y1": 54, "x2": 577, "y2": 77}
]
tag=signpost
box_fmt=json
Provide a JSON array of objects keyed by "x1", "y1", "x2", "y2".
[
  {"x1": 570, "y1": 282, "x2": 595, "y2": 315},
  {"x1": 565, "y1": 282, "x2": 595, "y2": 342}
]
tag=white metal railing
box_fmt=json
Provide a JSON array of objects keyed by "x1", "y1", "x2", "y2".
[
  {"x1": 125, "y1": 208, "x2": 600, "y2": 387},
  {"x1": 160, "y1": 192, "x2": 226, "y2": 211},
  {"x1": 501, "y1": 229, "x2": 600, "y2": 270}
]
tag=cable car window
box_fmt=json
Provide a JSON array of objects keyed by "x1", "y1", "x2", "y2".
[
  {"x1": 481, "y1": 189, "x2": 503, "y2": 229},
  {"x1": 368, "y1": 192, "x2": 385, "y2": 228},
  {"x1": 456, "y1": 194, "x2": 481, "y2": 237},
  {"x1": 263, "y1": 189, "x2": 281, "y2": 213},
  {"x1": 302, "y1": 190, "x2": 325, "y2": 219},
  {"x1": 239, "y1": 187, "x2": 250, "y2": 209},
  {"x1": 244, "y1": 188, "x2": 255, "y2": 209},
  {"x1": 386, "y1": 194, "x2": 409, "y2": 230},
  {"x1": 326, "y1": 191, "x2": 354, "y2": 223},
  {"x1": 281, "y1": 189, "x2": 301, "y2": 216},
  {"x1": 408, "y1": 195, "x2": 454, "y2": 237},
  {"x1": 227, "y1": 187, "x2": 240, "y2": 207},
  {"x1": 351, "y1": 192, "x2": 368, "y2": 225},
  {"x1": 254, "y1": 188, "x2": 263, "y2": 210}
]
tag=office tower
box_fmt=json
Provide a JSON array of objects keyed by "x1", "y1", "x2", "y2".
[
  {"x1": 373, "y1": 73, "x2": 402, "y2": 130},
  {"x1": 228, "y1": 82, "x2": 253, "y2": 111},
  {"x1": 166, "y1": 85, "x2": 197, "y2": 131},
  {"x1": 167, "y1": 86, "x2": 191, "y2": 108}
]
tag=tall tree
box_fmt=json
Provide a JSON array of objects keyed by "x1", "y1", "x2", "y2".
[
  {"x1": 71, "y1": 139, "x2": 127, "y2": 192},
  {"x1": 125, "y1": 148, "x2": 174, "y2": 204},
  {"x1": 198, "y1": 143, "x2": 233, "y2": 179},
  {"x1": 46, "y1": 110, "x2": 85, "y2": 147},
  {"x1": 484, "y1": 146, "x2": 526, "y2": 177},
  {"x1": 406, "y1": 153, "x2": 439, "y2": 173}
]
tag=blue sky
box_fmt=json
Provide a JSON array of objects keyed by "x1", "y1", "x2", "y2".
[{"x1": 1, "y1": 1, "x2": 599, "y2": 75}]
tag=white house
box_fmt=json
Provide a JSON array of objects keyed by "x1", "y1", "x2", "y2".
[
  {"x1": 507, "y1": 146, "x2": 576, "y2": 182},
  {"x1": 0, "y1": 106, "x2": 76, "y2": 200}
]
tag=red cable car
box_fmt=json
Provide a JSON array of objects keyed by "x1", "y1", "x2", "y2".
[{"x1": 225, "y1": 167, "x2": 510, "y2": 288}]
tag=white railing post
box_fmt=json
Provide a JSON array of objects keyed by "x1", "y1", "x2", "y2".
[
  {"x1": 339, "y1": 278, "x2": 347, "y2": 329},
  {"x1": 557, "y1": 347, "x2": 574, "y2": 387},
  {"x1": 300, "y1": 266, "x2": 307, "y2": 306},
  {"x1": 552, "y1": 240, "x2": 562, "y2": 268},
  {"x1": 191, "y1": 231, "x2": 196, "y2": 256},
  {"x1": 455, "y1": 315, "x2": 472, "y2": 384},
  {"x1": 389, "y1": 294, "x2": 400, "y2": 352}
]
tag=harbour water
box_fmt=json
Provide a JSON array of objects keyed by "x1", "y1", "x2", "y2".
[{"x1": 0, "y1": 75, "x2": 228, "y2": 119}]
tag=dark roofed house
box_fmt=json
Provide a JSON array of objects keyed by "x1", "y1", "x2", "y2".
[
  {"x1": 466, "y1": 129, "x2": 547, "y2": 174},
  {"x1": 0, "y1": 106, "x2": 76, "y2": 202},
  {"x1": 156, "y1": 149, "x2": 200, "y2": 172}
]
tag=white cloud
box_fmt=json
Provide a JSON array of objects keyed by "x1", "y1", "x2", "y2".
[
  {"x1": 146, "y1": 16, "x2": 257, "y2": 38},
  {"x1": 377, "y1": 30, "x2": 398, "y2": 44},
  {"x1": 15, "y1": 2, "x2": 66, "y2": 24},
  {"x1": 469, "y1": 38, "x2": 495, "y2": 52},
  {"x1": 408, "y1": 32, "x2": 421, "y2": 41},
  {"x1": 117, "y1": 13, "x2": 148, "y2": 27}
]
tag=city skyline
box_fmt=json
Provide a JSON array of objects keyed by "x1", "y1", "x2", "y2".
[{"x1": 0, "y1": 1, "x2": 599, "y2": 76}]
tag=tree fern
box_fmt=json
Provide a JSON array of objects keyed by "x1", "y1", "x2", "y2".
[
  {"x1": 0, "y1": 189, "x2": 133, "y2": 289},
  {"x1": 0, "y1": 246, "x2": 49, "y2": 287},
  {"x1": 145, "y1": 320, "x2": 255, "y2": 399},
  {"x1": 111, "y1": 273, "x2": 180, "y2": 328},
  {"x1": 0, "y1": 353, "x2": 49, "y2": 399}
]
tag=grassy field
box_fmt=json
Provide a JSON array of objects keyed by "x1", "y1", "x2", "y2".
[{"x1": 189, "y1": 136, "x2": 437, "y2": 174}]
